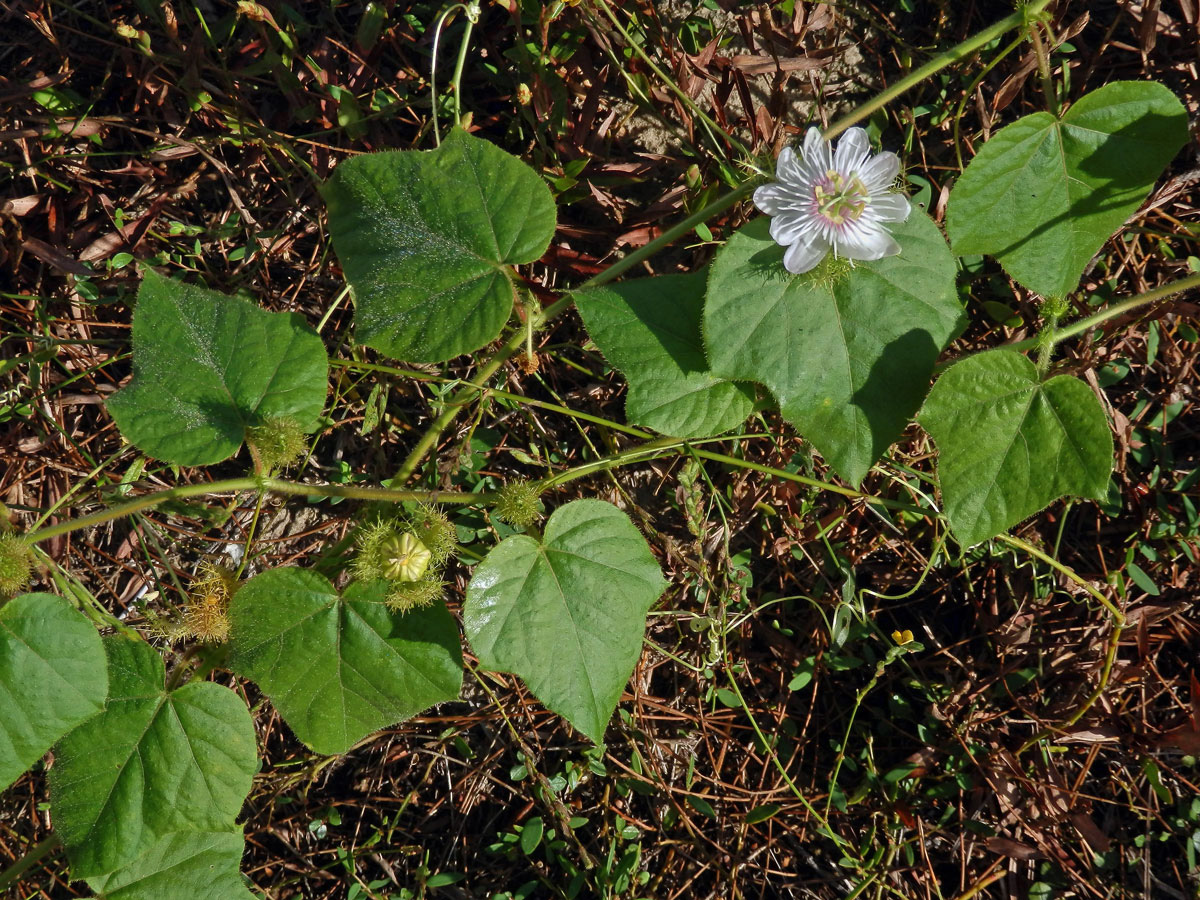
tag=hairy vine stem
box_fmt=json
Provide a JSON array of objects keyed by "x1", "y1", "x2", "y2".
[
  {"x1": 1007, "y1": 271, "x2": 1200, "y2": 356},
  {"x1": 1027, "y1": 16, "x2": 1061, "y2": 117},
  {"x1": 23, "y1": 478, "x2": 491, "y2": 547},
  {"x1": 23, "y1": 433, "x2": 935, "y2": 551}
]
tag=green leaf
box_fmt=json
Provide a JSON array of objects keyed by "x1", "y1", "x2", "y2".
[
  {"x1": 0, "y1": 593, "x2": 107, "y2": 790},
  {"x1": 745, "y1": 803, "x2": 781, "y2": 824},
  {"x1": 575, "y1": 273, "x2": 755, "y2": 438},
  {"x1": 918, "y1": 350, "x2": 1113, "y2": 547},
  {"x1": 520, "y1": 816, "x2": 544, "y2": 854},
  {"x1": 425, "y1": 871, "x2": 467, "y2": 887},
  {"x1": 48, "y1": 635, "x2": 257, "y2": 879},
  {"x1": 1126, "y1": 561, "x2": 1160, "y2": 596},
  {"x1": 106, "y1": 269, "x2": 328, "y2": 467},
  {"x1": 87, "y1": 831, "x2": 255, "y2": 900},
  {"x1": 705, "y1": 211, "x2": 962, "y2": 485},
  {"x1": 228, "y1": 569, "x2": 463, "y2": 755},
  {"x1": 463, "y1": 499, "x2": 666, "y2": 744},
  {"x1": 947, "y1": 81, "x2": 1187, "y2": 298},
  {"x1": 324, "y1": 128, "x2": 556, "y2": 362}
]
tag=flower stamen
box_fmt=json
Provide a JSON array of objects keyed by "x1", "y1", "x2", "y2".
[{"x1": 814, "y1": 170, "x2": 868, "y2": 226}]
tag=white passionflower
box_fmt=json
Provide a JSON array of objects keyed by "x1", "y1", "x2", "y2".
[{"x1": 754, "y1": 127, "x2": 911, "y2": 275}]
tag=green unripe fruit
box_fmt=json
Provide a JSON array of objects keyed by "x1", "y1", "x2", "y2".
[
  {"x1": 381, "y1": 532, "x2": 432, "y2": 583},
  {"x1": 355, "y1": 512, "x2": 454, "y2": 591}
]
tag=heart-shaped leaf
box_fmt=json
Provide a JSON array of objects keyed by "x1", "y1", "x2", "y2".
[
  {"x1": 947, "y1": 81, "x2": 1187, "y2": 298},
  {"x1": 575, "y1": 272, "x2": 755, "y2": 438},
  {"x1": 0, "y1": 593, "x2": 107, "y2": 790},
  {"x1": 48, "y1": 634, "x2": 257, "y2": 878},
  {"x1": 705, "y1": 211, "x2": 962, "y2": 485},
  {"x1": 106, "y1": 269, "x2": 328, "y2": 467},
  {"x1": 463, "y1": 499, "x2": 666, "y2": 744},
  {"x1": 324, "y1": 128, "x2": 557, "y2": 362},
  {"x1": 87, "y1": 831, "x2": 256, "y2": 900},
  {"x1": 918, "y1": 349, "x2": 1113, "y2": 546},
  {"x1": 228, "y1": 568, "x2": 463, "y2": 755}
]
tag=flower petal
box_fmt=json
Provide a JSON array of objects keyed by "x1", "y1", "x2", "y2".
[
  {"x1": 800, "y1": 127, "x2": 831, "y2": 178},
  {"x1": 836, "y1": 222, "x2": 900, "y2": 261},
  {"x1": 783, "y1": 234, "x2": 830, "y2": 274},
  {"x1": 775, "y1": 145, "x2": 803, "y2": 185},
  {"x1": 770, "y1": 211, "x2": 817, "y2": 246},
  {"x1": 869, "y1": 192, "x2": 911, "y2": 222},
  {"x1": 833, "y1": 128, "x2": 871, "y2": 175},
  {"x1": 858, "y1": 151, "x2": 900, "y2": 193},
  {"x1": 754, "y1": 183, "x2": 791, "y2": 215}
]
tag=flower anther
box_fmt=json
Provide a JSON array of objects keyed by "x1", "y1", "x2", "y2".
[{"x1": 754, "y1": 127, "x2": 911, "y2": 275}]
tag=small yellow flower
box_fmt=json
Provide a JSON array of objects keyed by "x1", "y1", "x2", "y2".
[{"x1": 891, "y1": 629, "x2": 915, "y2": 645}]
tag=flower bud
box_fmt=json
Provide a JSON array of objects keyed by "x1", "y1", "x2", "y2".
[
  {"x1": 0, "y1": 533, "x2": 33, "y2": 598},
  {"x1": 494, "y1": 480, "x2": 542, "y2": 528},
  {"x1": 245, "y1": 415, "x2": 308, "y2": 473}
]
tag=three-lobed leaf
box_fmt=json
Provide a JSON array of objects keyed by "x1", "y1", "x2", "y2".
[
  {"x1": 705, "y1": 211, "x2": 963, "y2": 485},
  {"x1": 575, "y1": 272, "x2": 755, "y2": 438},
  {"x1": 0, "y1": 593, "x2": 107, "y2": 790},
  {"x1": 229, "y1": 568, "x2": 463, "y2": 755},
  {"x1": 48, "y1": 634, "x2": 257, "y2": 878},
  {"x1": 86, "y1": 831, "x2": 256, "y2": 900},
  {"x1": 463, "y1": 499, "x2": 666, "y2": 744},
  {"x1": 947, "y1": 81, "x2": 1187, "y2": 298},
  {"x1": 324, "y1": 127, "x2": 556, "y2": 363},
  {"x1": 918, "y1": 349, "x2": 1113, "y2": 547},
  {"x1": 106, "y1": 269, "x2": 328, "y2": 467}
]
